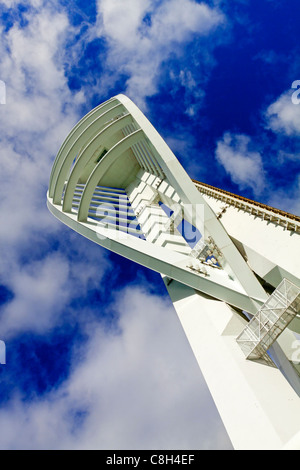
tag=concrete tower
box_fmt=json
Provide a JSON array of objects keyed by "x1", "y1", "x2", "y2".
[{"x1": 47, "y1": 94, "x2": 300, "y2": 450}]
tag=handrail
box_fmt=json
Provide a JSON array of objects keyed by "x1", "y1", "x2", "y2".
[{"x1": 193, "y1": 179, "x2": 300, "y2": 224}]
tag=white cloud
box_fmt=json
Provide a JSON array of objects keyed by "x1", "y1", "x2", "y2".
[
  {"x1": 0, "y1": 254, "x2": 70, "y2": 337},
  {"x1": 96, "y1": 0, "x2": 153, "y2": 47},
  {"x1": 0, "y1": 4, "x2": 87, "y2": 336},
  {"x1": 214, "y1": 90, "x2": 300, "y2": 210},
  {"x1": 144, "y1": 0, "x2": 223, "y2": 46},
  {"x1": 96, "y1": 0, "x2": 224, "y2": 108},
  {"x1": 0, "y1": 0, "x2": 18, "y2": 6},
  {"x1": 215, "y1": 132, "x2": 265, "y2": 196},
  {"x1": 0, "y1": 287, "x2": 231, "y2": 450},
  {"x1": 263, "y1": 89, "x2": 300, "y2": 215},
  {"x1": 0, "y1": 7, "x2": 83, "y2": 138},
  {"x1": 266, "y1": 91, "x2": 300, "y2": 136},
  {"x1": 0, "y1": 5, "x2": 83, "y2": 245}
]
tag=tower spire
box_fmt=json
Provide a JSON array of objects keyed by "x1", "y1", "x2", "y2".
[{"x1": 47, "y1": 94, "x2": 300, "y2": 450}]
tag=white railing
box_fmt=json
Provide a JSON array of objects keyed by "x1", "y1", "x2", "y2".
[{"x1": 237, "y1": 279, "x2": 300, "y2": 362}]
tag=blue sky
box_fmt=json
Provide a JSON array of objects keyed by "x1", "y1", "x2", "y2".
[{"x1": 0, "y1": 0, "x2": 299, "y2": 450}]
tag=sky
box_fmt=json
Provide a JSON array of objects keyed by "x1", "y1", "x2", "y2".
[{"x1": 0, "y1": 0, "x2": 299, "y2": 450}]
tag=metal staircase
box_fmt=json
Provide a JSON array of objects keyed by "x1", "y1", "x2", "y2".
[{"x1": 237, "y1": 278, "x2": 300, "y2": 362}]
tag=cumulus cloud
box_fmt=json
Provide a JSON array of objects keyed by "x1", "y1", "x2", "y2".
[
  {"x1": 0, "y1": 3, "x2": 83, "y2": 247},
  {"x1": 0, "y1": 287, "x2": 231, "y2": 450},
  {"x1": 215, "y1": 132, "x2": 265, "y2": 196},
  {"x1": 0, "y1": 3, "x2": 90, "y2": 337},
  {"x1": 0, "y1": 6, "x2": 83, "y2": 222},
  {"x1": 95, "y1": 0, "x2": 224, "y2": 108},
  {"x1": 262, "y1": 89, "x2": 300, "y2": 214},
  {"x1": 265, "y1": 90, "x2": 300, "y2": 136},
  {"x1": 0, "y1": 254, "x2": 70, "y2": 337},
  {"x1": 214, "y1": 88, "x2": 300, "y2": 210}
]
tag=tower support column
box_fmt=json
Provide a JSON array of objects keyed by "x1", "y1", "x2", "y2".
[{"x1": 163, "y1": 276, "x2": 300, "y2": 450}]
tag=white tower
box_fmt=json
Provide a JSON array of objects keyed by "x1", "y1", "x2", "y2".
[{"x1": 47, "y1": 94, "x2": 300, "y2": 450}]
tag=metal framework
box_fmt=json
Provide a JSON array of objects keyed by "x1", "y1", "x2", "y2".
[{"x1": 237, "y1": 279, "x2": 300, "y2": 362}]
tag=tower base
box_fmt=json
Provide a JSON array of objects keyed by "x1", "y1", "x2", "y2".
[{"x1": 163, "y1": 276, "x2": 300, "y2": 450}]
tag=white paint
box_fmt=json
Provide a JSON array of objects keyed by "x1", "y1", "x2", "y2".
[{"x1": 47, "y1": 94, "x2": 300, "y2": 450}]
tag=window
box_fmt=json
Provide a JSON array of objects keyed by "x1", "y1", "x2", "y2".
[{"x1": 96, "y1": 148, "x2": 108, "y2": 163}]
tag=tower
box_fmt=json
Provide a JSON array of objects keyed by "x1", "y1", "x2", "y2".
[{"x1": 47, "y1": 94, "x2": 300, "y2": 450}]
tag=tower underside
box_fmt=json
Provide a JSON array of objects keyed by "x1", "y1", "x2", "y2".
[{"x1": 47, "y1": 94, "x2": 300, "y2": 450}]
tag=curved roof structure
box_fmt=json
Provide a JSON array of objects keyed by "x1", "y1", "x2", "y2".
[
  {"x1": 47, "y1": 94, "x2": 299, "y2": 328},
  {"x1": 47, "y1": 94, "x2": 300, "y2": 450},
  {"x1": 48, "y1": 94, "x2": 272, "y2": 315}
]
